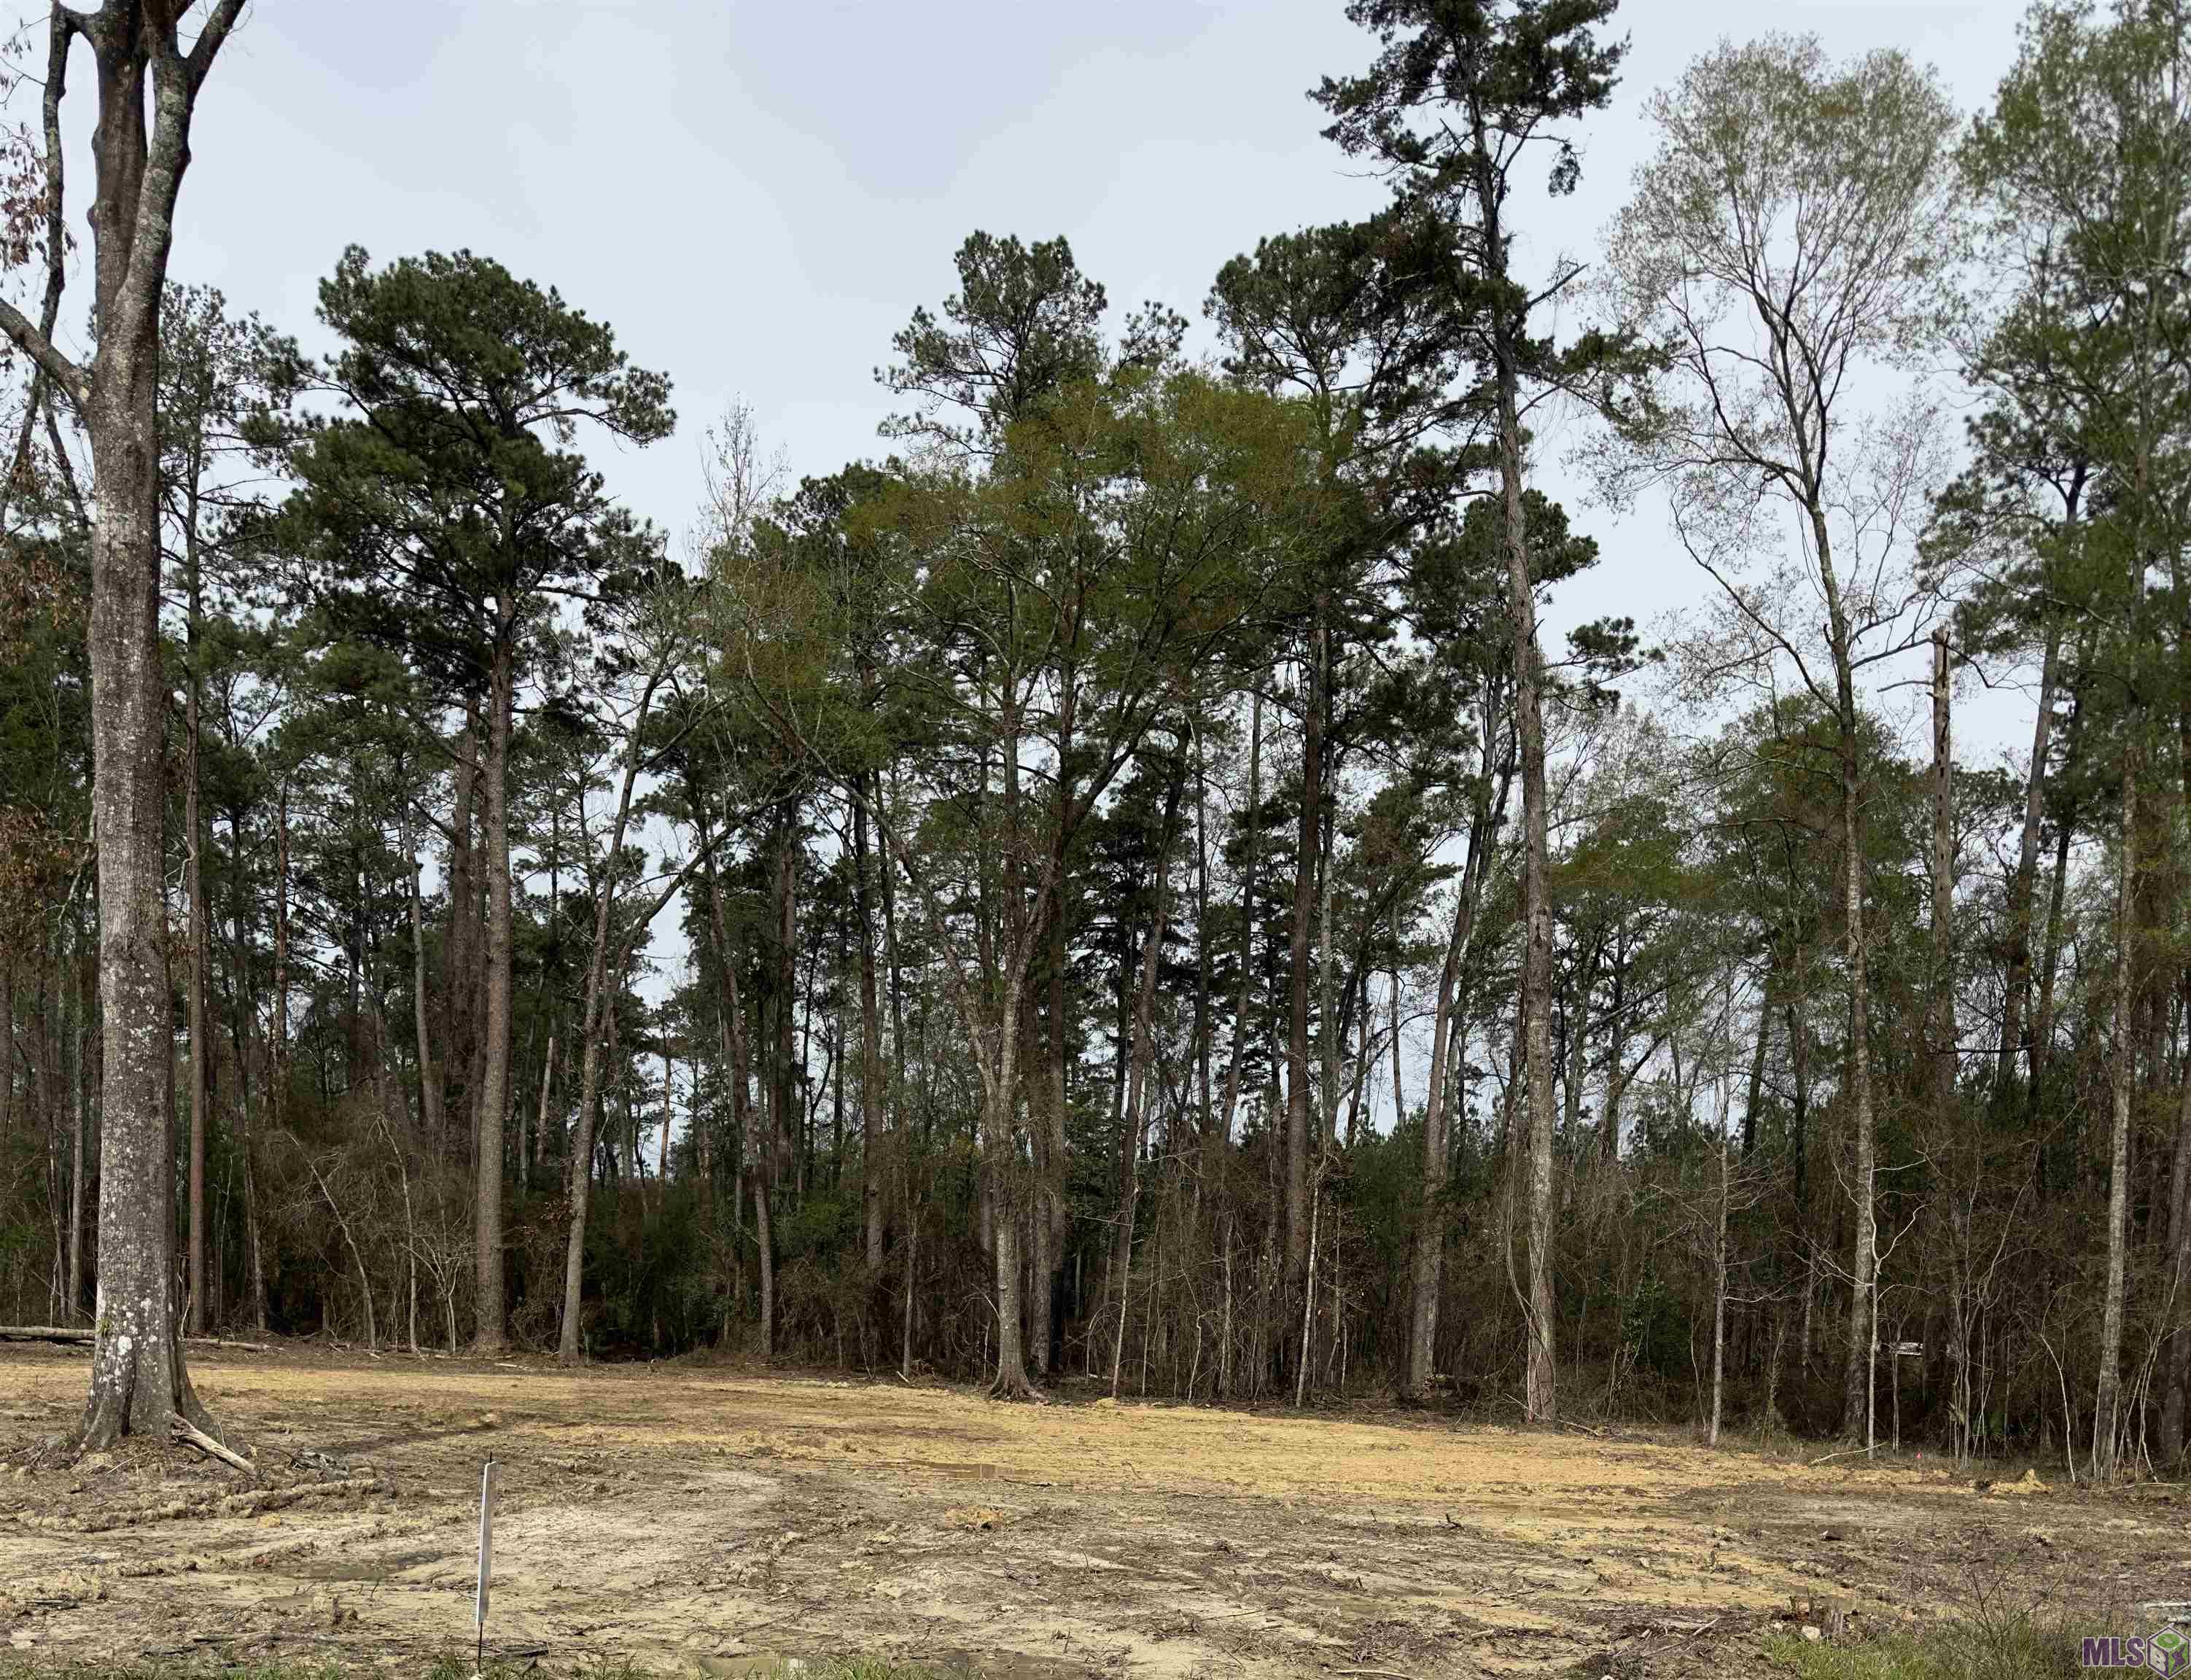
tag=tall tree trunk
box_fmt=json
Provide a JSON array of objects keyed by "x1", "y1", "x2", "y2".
[
  {"x1": 1215, "y1": 685, "x2": 1262, "y2": 1151},
  {"x1": 853, "y1": 785, "x2": 886, "y2": 1272},
  {"x1": 1709, "y1": 1076, "x2": 1732, "y2": 1447},
  {"x1": 1465, "y1": 116, "x2": 1557, "y2": 1422},
  {"x1": 536, "y1": 1034, "x2": 556, "y2": 1184},
  {"x1": 183, "y1": 544, "x2": 209, "y2": 1335},
  {"x1": 987, "y1": 1029, "x2": 1033, "y2": 1399},
  {"x1": 58, "y1": 0, "x2": 253, "y2": 1446},
  {"x1": 1742, "y1": 965, "x2": 1774, "y2": 1157},
  {"x1": 556, "y1": 938, "x2": 628, "y2": 1364},
  {"x1": 2028, "y1": 696, "x2": 2083, "y2": 1135},
  {"x1": 1108, "y1": 750, "x2": 1186, "y2": 1395},
  {"x1": 220, "y1": 818, "x2": 264, "y2": 1339},
  {"x1": 1194, "y1": 720, "x2": 1213, "y2": 1151},
  {"x1": 1404, "y1": 886, "x2": 1472, "y2": 1401},
  {"x1": 410, "y1": 852, "x2": 443, "y2": 1150},
  {"x1": 554, "y1": 666, "x2": 664, "y2": 1362},
  {"x1": 774, "y1": 804, "x2": 799, "y2": 1189},
  {"x1": 1818, "y1": 524, "x2": 1877, "y2": 1446},
  {"x1": 701, "y1": 825, "x2": 772, "y2": 1356},
  {"x1": 474, "y1": 632, "x2": 517, "y2": 1351},
  {"x1": 1996, "y1": 612, "x2": 2063, "y2": 1108},
  {"x1": 443, "y1": 696, "x2": 483, "y2": 1151},
  {"x1": 1562, "y1": 962, "x2": 1590, "y2": 1159},
  {"x1": 66, "y1": 934, "x2": 88, "y2": 1323},
  {"x1": 2095, "y1": 750, "x2": 2138, "y2": 1482},
  {"x1": 1317, "y1": 616, "x2": 1340, "y2": 1154},
  {"x1": 1390, "y1": 945, "x2": 1405, "y2": 1129},
  {"x1": 1030, "y1": 674, "x2": 1083, "y2": 1382},
  {"x1": 2159, "y1": 990, "x2": 2191, "y2": 1463},
  {"x1": 2161, "y1": 536, "x2": 2191, "y2": 1464},
  {"x1": 1929, "y1": 629, "x2": 1957, "y2": 1121},
  {"x1": 1284, "y1": 617, "x2": 1322, "y2": 1318},
  {"x1": 1406, "y1": 736, "x2": 1506, "y2": 1401},
  {"x1": 657, "y1": 1042, "x2": 673, "y2": 1183},
  {"x1": 264, "y1": 779, "x2": 289, "y2": 1337},
  {"x1": 1787, "y1": 978, "x2": 1810, "y2": 1204}
]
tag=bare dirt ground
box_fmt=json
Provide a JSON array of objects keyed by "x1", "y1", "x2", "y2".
[{"x1": 0, "y1": 1344, "x2": 2179, "y2": 1677}]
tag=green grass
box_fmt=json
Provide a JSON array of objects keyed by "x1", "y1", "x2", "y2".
[{"x1": 1763, "y1": 1621, "x2": 2082, "y2": 1680}]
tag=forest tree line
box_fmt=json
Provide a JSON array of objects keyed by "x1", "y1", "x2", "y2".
[{"x1": 0, "y1": 0, "x2": 2187, "y2": 1480}]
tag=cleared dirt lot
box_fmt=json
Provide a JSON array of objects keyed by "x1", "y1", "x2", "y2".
[{"x1": 0, "y1": 1344, "x2": 2179, "y2": 1676}]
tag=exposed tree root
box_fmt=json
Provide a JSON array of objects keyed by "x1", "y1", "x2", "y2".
[{"x1": 171, "y1": 1418, "x2": 254, "y2": 1477}]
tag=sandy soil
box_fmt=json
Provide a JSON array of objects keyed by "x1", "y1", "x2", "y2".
[{"x1": 0, "y1": 1343, "x2": 2179, "y2": 1676}]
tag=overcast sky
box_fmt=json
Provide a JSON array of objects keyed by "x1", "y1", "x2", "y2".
[
  {"x1": 4, "y1": 0, "x2": 2039, "y2": 1129},
  {"x1": 97, "y1": 0, "x2": 2025, "y2": 696}
]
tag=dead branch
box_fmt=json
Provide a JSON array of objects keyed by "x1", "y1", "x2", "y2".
[{"x1": 170, "y1": 1418, "x2": 254, "y2": 1478}]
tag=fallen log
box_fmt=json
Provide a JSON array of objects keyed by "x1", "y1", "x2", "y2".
[{"x1": 0, "y1": 1326, "x2": 271, "y2": 1352}]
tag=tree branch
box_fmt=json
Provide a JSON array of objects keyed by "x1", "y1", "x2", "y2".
[{"x1": 0, "y1": 297, "x2": 87, "y2": 411}]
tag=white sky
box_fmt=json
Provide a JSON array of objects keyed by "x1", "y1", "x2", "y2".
[{"x1": 130, "y1": 0, "x2": 2025, "y2": 669}]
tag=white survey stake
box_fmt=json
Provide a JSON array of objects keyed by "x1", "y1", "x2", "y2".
[{"x1": 475, "y1": 1460, "x2": 498, "y2": 1661}]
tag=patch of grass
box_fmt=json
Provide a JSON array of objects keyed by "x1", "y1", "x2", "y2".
[{"x1": 1763, "y1": 1619, "x2": 2082, "y2": 1680}]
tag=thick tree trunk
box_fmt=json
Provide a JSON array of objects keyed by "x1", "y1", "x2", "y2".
[
  {"x1": 66, "y1": 0, "x2": 247, "y2": 1442},
  {"x1": 80, "y1": 283, "x2": 206, "y2": 1445},
  {"x1": 0, "y1": 4, "x2": 259, "y2": 1427},
  {"x1": 473, "y1": 634, "x2": 517, "y2": 1351}
]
